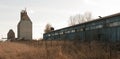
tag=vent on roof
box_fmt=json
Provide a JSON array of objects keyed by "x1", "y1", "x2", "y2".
[{"x1": 98, "y1": 16, "x2": 102, "y2": 18}]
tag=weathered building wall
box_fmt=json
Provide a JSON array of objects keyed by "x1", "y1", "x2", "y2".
[
  {"x1": 7, "y1": 29, "x2": 15, "y2": 40},
  {"x1": 17, "y1": 10, "x2": 32, "y2": 40}
]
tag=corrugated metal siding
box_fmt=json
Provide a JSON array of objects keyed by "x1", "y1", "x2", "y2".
[{"x1": 43, "y1": 14, "x2": 120, "y2": 43}]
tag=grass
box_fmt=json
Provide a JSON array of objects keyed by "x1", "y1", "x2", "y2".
[{"x1": 0, "y1": 40, "x2": 119, "y2": 59}]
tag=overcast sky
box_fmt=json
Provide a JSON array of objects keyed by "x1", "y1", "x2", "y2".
[{"x1": 0, "y1": 0, "x2": 120, "y2": 40}]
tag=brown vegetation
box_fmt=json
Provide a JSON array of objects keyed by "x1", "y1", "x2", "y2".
[{"x1": 0, "y1": 40, "x2": 119, "y2": 59}]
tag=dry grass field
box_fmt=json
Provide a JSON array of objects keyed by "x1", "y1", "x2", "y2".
[{"x1": 0, "y1": 40, "x2": 119, "y2": 59}]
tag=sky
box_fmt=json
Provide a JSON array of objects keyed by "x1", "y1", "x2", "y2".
[{"x1": 0, "y1": 0, "x2": 120, "y2": 40}]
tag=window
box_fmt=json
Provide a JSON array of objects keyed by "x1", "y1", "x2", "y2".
[
  {"x1": 52, "y1": 33, "x2": 55, "y2": 36},
  {"x1": 48, "y1": 34, "x2": 51, "y2": 36},
  {"x1": 109, "y1": 22, "x2": 120, "y2": 27},
  {"x1": 85, "y1": 27, "x2": 90, "y2": 30},
  {"x1": 60, "y1": 32, "x2": 64, "y2": 35},
  {"x1": 66, "y1": 31, "x2": 70, "y2": 33},
  {"x1": 80, "y1": 28, "x2": 84, "y2": 31},
  {"x1": 95, "y1": 25, "x2": 103, "y2": 29},
  {"x1": 71, "y1": 30, "x2": 75, "y2": 33},
  {"x1": 55, "y1": 32, "x2": 58, "y2": 35}
]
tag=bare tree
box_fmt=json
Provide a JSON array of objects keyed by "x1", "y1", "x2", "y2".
[
  {"x1": 84, "y1": 12, "x2": 92, "y2": 21},
  {"x1": 68, "y1": 16, "x2": 76, "y2": 26},
  {"x1": 68, "y1": 12, "x2": 92, "y2": 26},
  {"x1": 77, "y1": 14, "x2": 84, "y2": 24},
  {"x1": 44, "y1": 23, "x2": 53, "y2": 33},
  {"x1": 44, "y1": 23, "x2": 54, "y2": 33}
]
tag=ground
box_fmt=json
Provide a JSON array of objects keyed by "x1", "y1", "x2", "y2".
[{"x1": 0, "y1": 40, "x2": 119, "y2": 59}]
